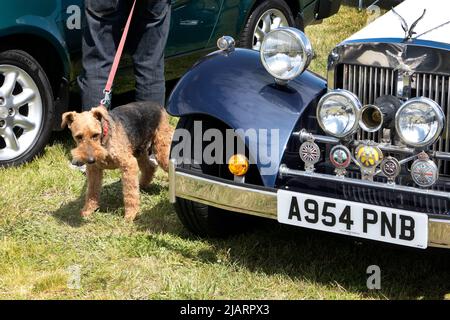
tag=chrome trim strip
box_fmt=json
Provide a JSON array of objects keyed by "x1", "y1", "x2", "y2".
[
  {"x1": 429, "y1": 219, "x2": 450, "y2": 248},
  {"x1": 170, "y1": 162, "x2": 450, "y2": 248},
  {"x1": 278, "y1": 165, "x2": 450, "y2": 199},
  {"x1": 169, "y1": 159, "x2": 177, "y2": 204},
  {"x1": 328, "y1": 42, "x2": 450, "y2": 78},
  {"x1": 294, "y1": 130, "x2": 340, "y2": 145},
  {"x1": 294, "y1": 130, "x2": 450, "y2": 160},
  {"x1": 173, "y1": 170, "x2": 277, "y2": 219}
]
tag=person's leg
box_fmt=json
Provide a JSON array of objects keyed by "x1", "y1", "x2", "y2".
[
  {"x1": 129, "y1": 0, "x2": 171, "y2": 106},
  {"x1": 78, "y1": 0, "x2": 127, "y2": 110}
]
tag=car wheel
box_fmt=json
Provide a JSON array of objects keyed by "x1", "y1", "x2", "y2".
[
  {"x1": 0, "y1": 50, "x2": 54, "y2": 167},
  {"x1": 240, "y1": 0, "x2": 296, "y2": 50},
  {"x1": 171, "y1": 116, "x2": 251, "y2": 237}
]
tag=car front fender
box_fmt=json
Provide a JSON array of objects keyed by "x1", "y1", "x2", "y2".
[
  {"x1": 167, "y1": 48, "x2": 326, "y2": 187},
  {"x1": 0, "y1": 13, "x2": 71, "y2": 77}
]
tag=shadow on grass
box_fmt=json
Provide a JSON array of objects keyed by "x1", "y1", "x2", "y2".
[
  {"x1": 135, "y1": 198, "x2": 450, "y2": 300},
  {"x1": 52, "y1": 179, "x2": 123, "y2": 227},
  {"x1": 52, "y1": 177, "x2": 167, "y2": 227},
  {"x1": 51, "y1": 195, "x2": 87, "y2": 228}
]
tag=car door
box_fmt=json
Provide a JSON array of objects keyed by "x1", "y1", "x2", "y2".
[
  {"x1": 62, "y1": 0, "x2": 225, "y2": 89},
  {"x1": 166, "y1": 0, "x2": 224, "y2": 57}
]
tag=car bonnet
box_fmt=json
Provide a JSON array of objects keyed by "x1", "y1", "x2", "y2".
[{"x1": 344, "y1": 0, "x2": 450, "y2": 48}]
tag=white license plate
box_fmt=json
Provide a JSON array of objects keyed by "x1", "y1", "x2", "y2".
[{"x1": 277, "y1": 190, "x2": 428, "y2": 249}]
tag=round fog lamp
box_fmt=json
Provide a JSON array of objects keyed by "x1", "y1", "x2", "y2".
[
  {"x1": 228, "y1": 154, "x2": 249, "y2": 176},
  {"x1": 317, "y1": 89, "x2": 362, "y2": 138},
  {"x1": 395, "y1": 97, "x2": 445, "y2": 148}
]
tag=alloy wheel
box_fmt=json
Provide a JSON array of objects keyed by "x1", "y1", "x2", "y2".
[
  {"x1": 0, "y1": 65, "x2": 43, "y2": 161},
  {"x1": 252, "y1": 9, "x2": 289, "y2": 50}
]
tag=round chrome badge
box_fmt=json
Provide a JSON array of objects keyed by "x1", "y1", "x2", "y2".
[
  {"x1": 355, "y1": 144, "x2": 383, "y2": 168},
  {"x1": 330, "y1": 145, "x2": 351, "y2": 168},
  {"x1": 330, "y1": 145, "x2": 351, "y2": 177},
  {"x1": 411, "y1": 153, "x2": 438, "y2": 187},
  {"x1": 299, "y1": 141, "x2": 320, "y2": 172},
  {"x1": 381, "y1": 156, "x2": 401, "y2": 184}
]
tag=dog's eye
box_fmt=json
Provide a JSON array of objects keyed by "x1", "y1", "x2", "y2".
[
  {"x1": 92, "y1": 134, "x2": 100, "y2": 141},
  {"x1": 75, "y1": 135, "x2": 83, "y2": 142}
]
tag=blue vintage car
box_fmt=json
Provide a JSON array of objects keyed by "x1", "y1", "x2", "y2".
[
  {"x1": 0, "y1": 0, "x2": 340, "y2": 167},
  {"x1": 168, "y1": 0, "x2": 450, "y2": 249}
]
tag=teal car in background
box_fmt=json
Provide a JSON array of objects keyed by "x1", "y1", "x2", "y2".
[{"x1": 0, "y1": 0, "x2": 340, "y2": 167}]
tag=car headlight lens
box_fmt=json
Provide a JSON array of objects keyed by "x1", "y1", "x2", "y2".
[
  {"x1": 260, "y1": 27, "x2": 313, "y2": 82},
  {"x1": 395, "y1": 97, "x2": 445, "y2": 148},
  {"x1": 317, "y1": 90, "x2": 362, "y2": 138}
]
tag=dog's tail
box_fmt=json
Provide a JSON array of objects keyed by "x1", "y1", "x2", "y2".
[{"x1": 152, "y1": 110, "x2": 174, "y2": 172}]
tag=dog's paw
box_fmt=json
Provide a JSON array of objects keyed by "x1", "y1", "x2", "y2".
[
  {"x1": 124, "y1": 212, "x2": 137, "y2": 222},
  {"x1": 80, "y1": 210, "x2": 94, "y2": 218}
]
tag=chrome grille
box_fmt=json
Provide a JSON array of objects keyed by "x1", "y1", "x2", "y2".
[
  {"x1": 341, "y1": 64, "x2": 396, "y2": 141},
  {"x1": 342, "y1": 64, "x2": 396, "y2": 104},
  {"x1": 339, "y1": 63, "x2": 450, "y2": 175},
  {"x1": 415, "y1": 73, "x2": 450, "y2": 175}
]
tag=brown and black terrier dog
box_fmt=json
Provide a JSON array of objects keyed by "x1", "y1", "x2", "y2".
[{"x1": 61, "y1": 102, "x2": 174, "y2": 221}]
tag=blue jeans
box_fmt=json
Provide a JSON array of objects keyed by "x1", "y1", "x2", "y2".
[{"x1": 78, "y1": 0, "x2": 171, "y2": 110}]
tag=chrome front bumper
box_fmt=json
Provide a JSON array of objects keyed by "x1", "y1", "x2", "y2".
[{"x1": 169, "y1": 160, "x2": 450, "y2": 249}]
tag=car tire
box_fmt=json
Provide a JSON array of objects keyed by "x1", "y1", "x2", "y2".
[
  {"x1": 0, "y1": 50, "x2": 54, "y2": 167},
  {"x1": 240, "y1": 0, "x2": 296, "y2": 50},
  {"x1": 171, "y1": 116, "x2": 251, "y2": 237}
]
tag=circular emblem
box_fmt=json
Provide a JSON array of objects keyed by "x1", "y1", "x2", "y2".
[
  {"x1": 330, "y1": 145, "x2": 351, "y2": 169},
  {"x1": 355, "y1": 145, "x2": 383, "y2": 168},
  {"x1": 381, "y1": 157, "x2": 401, "y2": 181},
  {"x1": 299, "y1": 141, "x2": 320, "y2": 165},
  {"x1": 411, "y1": 157, "x2": 438, "y2": 187}
]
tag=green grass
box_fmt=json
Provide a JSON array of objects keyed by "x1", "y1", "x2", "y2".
[
  {"x1": 306, "y1": 2, "x2": 370, "y2": 75},
  {"x1": 1, "y1": 4, "x2": 450, "y2": 300}
]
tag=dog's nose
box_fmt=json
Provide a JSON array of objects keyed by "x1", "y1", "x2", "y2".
[{"x1": 87, "y1": 157, "x2": 96, "y2": 164}]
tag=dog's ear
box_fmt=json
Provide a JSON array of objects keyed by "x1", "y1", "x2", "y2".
[
  {"x1": 91, "y1": 106, "x2": 109, "y2": 122},
  {"x1": 61, "y1": 112, "x2": 76, "y2": 129}
]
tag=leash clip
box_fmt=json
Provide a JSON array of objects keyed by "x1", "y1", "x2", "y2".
[{"x1": 101, "y1": 89, "x2": 112, "y2": 110}]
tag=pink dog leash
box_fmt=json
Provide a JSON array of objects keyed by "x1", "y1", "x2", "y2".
[{"x1": 101, "y1": 0, "x2": 137, "y2": 109}]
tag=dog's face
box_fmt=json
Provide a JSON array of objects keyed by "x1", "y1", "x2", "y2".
[{"x1": 61, "y1": 106, "x2": 109, "y2": 166}]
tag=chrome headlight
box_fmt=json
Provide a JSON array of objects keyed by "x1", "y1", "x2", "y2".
[
  {"x1": 317, "y1": 89, "x2": 362, "y2": 138},
  {"x1": 395, "y1": 97, "x2": 445, "y2": 148},
  {"x1": 260, "y1": 27, "x2": 313, "y2": 83}
]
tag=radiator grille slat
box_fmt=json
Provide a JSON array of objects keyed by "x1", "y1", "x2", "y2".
[
  {"x1": 341, "y1": 64, "x2": 395, "y2": 107},
  {"x1": 415, "y1": 72, "x2": 450, "y2": 175}
]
